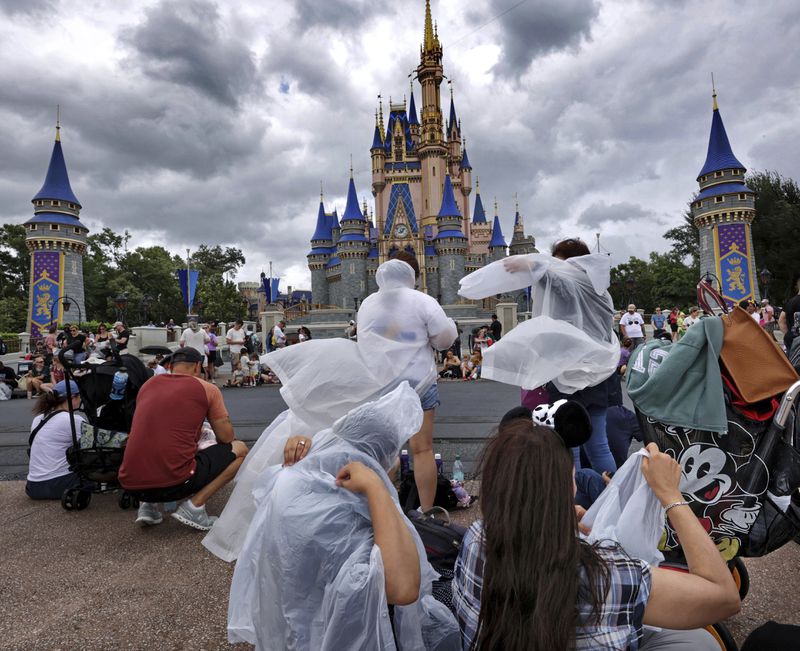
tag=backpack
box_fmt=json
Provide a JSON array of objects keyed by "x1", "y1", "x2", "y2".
[{"x1": 398, "y1": 471, "x2": 459, "y2": 511}]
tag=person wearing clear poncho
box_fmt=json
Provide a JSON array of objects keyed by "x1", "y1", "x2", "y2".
[
  {"x1": 202, "y1": 258, "x2": 455, "y2": 562},
  {"x1": 227, "y1": 383, "x2": 460, "y2": 651},
  {"x1": 458, "y1": 238, "x2": 620, "y2": 473}
]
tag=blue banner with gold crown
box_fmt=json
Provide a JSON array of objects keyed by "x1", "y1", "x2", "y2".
[
  {"x1": 28, "y1": 250, "x2": 63, "y2": 338},
  {"x1": 714, "y1": 223, "x2": 755, "y2": 308}
]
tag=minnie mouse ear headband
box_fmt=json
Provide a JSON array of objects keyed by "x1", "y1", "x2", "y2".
[{"x1": 500, "y1": 400, "x2": 593, "y2": 449}]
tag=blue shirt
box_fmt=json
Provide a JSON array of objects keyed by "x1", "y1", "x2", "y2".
[{"x1": 651, "y1": 313, "x2": 667, "y2": 329}]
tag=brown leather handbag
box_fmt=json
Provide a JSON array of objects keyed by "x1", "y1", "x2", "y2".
[{"x1": 697, "y1": 280, "x2": 798, "y2": 403}]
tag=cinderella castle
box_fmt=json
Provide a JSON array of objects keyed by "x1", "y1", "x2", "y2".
[{"x1": 307, "y1": 0, "x2": 537, "y2": 309}]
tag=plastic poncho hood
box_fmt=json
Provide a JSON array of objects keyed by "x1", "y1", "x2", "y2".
[
  {"x1": 458, "y1": 253, "x2": 618, "y2": 393},
  {"x1": 227, "y1": 383, "x2": 460, "y2": 651}
]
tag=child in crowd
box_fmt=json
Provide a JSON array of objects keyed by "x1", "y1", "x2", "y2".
[
  {"x1": 462, "y1": 351, "x2": 482, "y2": 380},
  {"x1": 246, "y1": 353, "x2": 260, "y2": 387},
  {"x1": 227, "y1": 361, "x2": 245, "y2": 388},
  {"x1": 259, "y1": 365, "x2": 280, "y2": 385}
]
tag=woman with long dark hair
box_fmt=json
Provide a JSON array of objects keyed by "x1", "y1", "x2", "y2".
[
  {"x1": 453, "y1": 419, "x2": 740, "y2": 651},
  {"x1": 26, "y1": 380, "x2": 84, "y2": 500}
]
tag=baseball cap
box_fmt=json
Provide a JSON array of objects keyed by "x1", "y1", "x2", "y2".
[
  {"x1": 53, "y1": 380, "x2": 79, "y2": 396},
  {"x1": 169, "y1": 347, "x2": 203, "y2": 364}
]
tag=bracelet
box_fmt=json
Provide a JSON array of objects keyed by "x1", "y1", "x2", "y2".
[{"x1": 664, "y1": 500, "x2": 690, "y2": 515}]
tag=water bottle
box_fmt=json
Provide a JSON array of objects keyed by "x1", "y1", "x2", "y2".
[
  {"x1": 399, "y1": 449, "x2": 410, "y2": 479},
  {"x1": 110, "y1": 369, "x2": 128, "y2": 401},
  {"x1": 435, "y1": 453, "x2": 443, "y2": 475},
  {"x1": 452, "y1": 454, "x2": 464, "y2": 482}
]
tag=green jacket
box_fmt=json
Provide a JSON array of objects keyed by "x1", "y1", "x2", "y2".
[{"x1": 625, "y1": 317, "x2": 726, "y2": 432}]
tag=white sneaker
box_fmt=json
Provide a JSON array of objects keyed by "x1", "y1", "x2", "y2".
[
  {"x1": 171, "y1": 501, "x2": 217, "y2": 531},
  {"x1": 135, "y1": 502, "x2": 163, "y2": 526}
]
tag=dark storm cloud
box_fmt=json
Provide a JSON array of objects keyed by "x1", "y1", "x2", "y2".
[
  {"x1": 577, "y1": 201, "x2": 656, "y2": 228},
  {"x1": 121, "y1": 0, "x2": 261, "y2": 108},
  {"x1": 486, "y1": 0, "x2": 599, "y2": 78},
  {"x1": 291, "y1": 0, "x2": 392, "y2": 32}
]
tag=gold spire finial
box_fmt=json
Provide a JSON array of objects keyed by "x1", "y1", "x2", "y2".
[
  {"x1": 55, "y1": 104, "x2": 61, "y2": 142},
  {"x1": 423, "y1": 0, "x2": 435, "y2": 52},
  {"x1": 711, "y1": 72, "x2": 718, "y2": 110},
  {"x1": 378, "y1": 95, "x2": 384, "y2": 134}
]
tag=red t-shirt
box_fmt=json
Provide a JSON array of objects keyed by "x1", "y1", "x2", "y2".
[{"x1": 119, "y1": 374, "x2": 228, "y2": 490}]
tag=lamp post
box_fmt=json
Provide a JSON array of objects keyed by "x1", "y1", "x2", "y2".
[
  {"x1": 50, "y1": 295, "x2": 82, "y2": 331},
  {"x1": 114, "y1": 293, "x2": 128, "y2": 323},
  {"x1": 759, "y1": 267, "x2": 772, "y2": 301}
]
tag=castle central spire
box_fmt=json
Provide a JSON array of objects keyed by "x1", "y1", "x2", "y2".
[{"x1": 423, "y1": 0, "x2": 435, "y2": 53}]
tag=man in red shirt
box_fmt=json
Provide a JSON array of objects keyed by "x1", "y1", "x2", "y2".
[{"x1": 119, "y1": 347, "x2": 248, "y2": 530}]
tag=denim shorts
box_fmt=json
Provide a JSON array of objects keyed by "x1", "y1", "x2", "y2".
[{"x1": 419, "y1": 382, "x2": 440, "y2": 411}]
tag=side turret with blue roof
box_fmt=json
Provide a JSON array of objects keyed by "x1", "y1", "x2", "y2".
[{"x1": 435, "y1": 174, "x2": 467, "y2": 304}]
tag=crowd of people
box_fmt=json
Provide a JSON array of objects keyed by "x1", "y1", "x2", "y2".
[{"x1": 12, "y1": 240, "x2": 800, "y2": 650}]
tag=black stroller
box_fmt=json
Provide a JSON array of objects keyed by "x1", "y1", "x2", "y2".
[
  {"x1": 57, "y1": 344, "x2": 152, "y2": 511},
  {"x1": 632, "y1": 283, "x2": 800, "y2": 649}
]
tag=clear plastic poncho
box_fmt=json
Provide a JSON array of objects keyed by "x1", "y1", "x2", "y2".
[
  {"x1": 203, "y1": 260, "x2": 455, "y2": 562},
  {"x1": 458, "y1": 253, "x2": 618, "y2": 393},
  {"x1": 227, "y1": 383, "x2": 460, "y2": 651}
]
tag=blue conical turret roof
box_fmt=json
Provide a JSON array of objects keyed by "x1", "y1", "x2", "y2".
[
  {"x1": 697, "y1": 102, "x2": 745, "y2": 180},
  {"x1": 437, "y1": 175, "x2": 462, "y2": 218},
  {"x1": 489, "y1": 215, "x2": 506, "y2": 248},
  {"x1": 371, "y1": 123, "x2": 383, "y2": 149},
  {"x1": 408, "y1": 89, "x2": 419, "y2": 125},
  {"x1": 448, "y1": 94, "x2": 458, "y2": 133},
  {"x1": 33, "y1": 134, "x2": 81, "y2": 206},
  {"x1": 460, "y1": 146, "x2": 471, "y2": 170},
  {"x1": 311, "y1": 200, "x2": 332, "y2": 241},
  {"x1": 329, "y1": 208, "x2": 340, "y2": 231},
  {"x1": 342, "y1": 176, "x2": 365, "y2": 221},
  {"x1": 472, "y1": 191, "x2": 487, "y2": 223}
]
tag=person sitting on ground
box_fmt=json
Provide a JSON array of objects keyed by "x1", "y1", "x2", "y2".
[
  {"x1": 439, "y1": 349, "x2": 462, "y2": 378},
  {"x1": 618, "y1": 337, "x2": 634, "y2": 375},
  {"x1": 118, "y1": 347, "x2": 248, "y2": 531},
  {"x1": 20, "y1": 355, "x2": 52, "y2": 399},
  {"x1": 113, "y1": 321, "x2": 130, "y2": 354},
  {"x1": 227, "y1": 360, "x2": 245, "y2": 387},
  {"x1": 0, "y1": 360, "x2": 19, "y2": 399},
  {"x1": 259, "y1": 364, "x2": 280, "y2": 385},
  {"x1": 227, "y1": 383, "x2": 459, "y2": 650},
  {"x1": 453, "y1": 418, "x2": 740, "y2": 651},
  {"x1": 26, "y1": 380, "x2": 84, "y2": 499}
]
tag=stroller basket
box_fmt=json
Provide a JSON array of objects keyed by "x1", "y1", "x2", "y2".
[
  {"x1": 66, "y1": 421, "x2": 128, "y2": 484},
  {"x1": 637, "y1": 379, "x2": 800, "y2": 562}
]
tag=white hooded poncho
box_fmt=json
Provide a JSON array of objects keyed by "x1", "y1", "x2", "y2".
[
  {"x1": 202, "y1": 258, "x2": 456, "y2": 562},
  {"x1": 458, "y1": 252, "x2": 617, "y2": 393},
  {"x1": 227, "y1": 383, "x2": 460, "y2": 651}
]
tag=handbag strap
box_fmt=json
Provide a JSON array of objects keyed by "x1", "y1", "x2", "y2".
[{"x1": 696, "y1": 279, "x2": 729, "y2": 315}]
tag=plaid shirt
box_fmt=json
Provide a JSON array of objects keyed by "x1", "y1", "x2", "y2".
[{"x1": 453, "y1": 520, "x2": 652, "y2": 651}]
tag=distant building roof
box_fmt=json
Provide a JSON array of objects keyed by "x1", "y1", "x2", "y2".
[
  {"x1": 698, "y1": 105, "x2": 745, "y2": 179},
  {"x1": 32, "y1": 136, "x2": 81, "y2": 206}
]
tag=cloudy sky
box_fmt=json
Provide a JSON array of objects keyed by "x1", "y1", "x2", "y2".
[{"x1": 1, "y1": 0, "x2": 799, "y2": 290}]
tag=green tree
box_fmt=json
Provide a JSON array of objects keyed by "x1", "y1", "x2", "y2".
[
  {"x1": 0, "y1": 224, "x2": 29, "y2": 298},
  {"x1": 748, "y1": 171, "x2": 800, "y2": 303}
]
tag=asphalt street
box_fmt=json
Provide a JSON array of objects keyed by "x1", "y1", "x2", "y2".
[{"x1": 0, "y1": 379, "x2": 520, "y2": 480}]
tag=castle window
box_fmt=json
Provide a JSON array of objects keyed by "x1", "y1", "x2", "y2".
[
  {"x1": 432, "y1": 167, "x2": 436, "y2": 177},
  {"x1": 69, "y1": 203, "x2": 76, "y2": 209},
  {"x1": 714, "y1": 171, "x2": 723, "y2": 178},
  {"x1": 52, "y1": 200, "x2": 60, "y2": 206},
  {"x1": 739, "y1": 193, "x2": 747, "y2": 200},
  {"x1": 714, "y1": 196, "x2": 724, "y2": 203},
  {"x1": 350, "y1": 262, "x2": 355, "y2": 274},
  {"x1": 28, "y1": 224, "x2": 36, "y2": 230},
  {"x1": 731, "y1": 169, "x2": 741, "y2": 176},
  {"x1": 50, "y1": 224, "x2": 59, "y2": 230},
  {"x1": 74, "y1": 227, "x2": 81, "y2": 234},
  {"x1": 700, "y1": 176, "x2": 707, "y2": 183}
]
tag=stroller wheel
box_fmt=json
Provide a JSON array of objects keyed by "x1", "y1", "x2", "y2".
[
  {"x1": 705, "y1": 622, "x2": 738, "y2": 650},
  {"x1": 118, "y1": 491, "x2": 134, "y2": 510},
  {"x1": 61, "y1": 488, "x2": 78, "y2": 511},
  {"x1": 730, "y1": 557, "x2": 749, "y2": 600},
  {"x1": 75, "y1": 490, "x2": 92, "y2": 510}
]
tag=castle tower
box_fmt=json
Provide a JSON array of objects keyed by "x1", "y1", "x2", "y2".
[
  {"x1": 25, "y1": 120, "x2": 88, "y2": 336},
  {"x1": 408, "y1": 81, "x2": 420, "y2": 148},
  {"x1": 307, "y1": 192, "x2": 334, "y2": 305},
  {"x1": 416, "y1": 0, "x2": 448, "y2": 233},
  {"x1": 487, "y1": 202, "x2": 507, "y2": 263},
  {"x1": 469, "y1": 181, "x2": 491, "y2": 255},
  {"x1": 336, "y1": 172, "x2": 370, "y2": 309},
  {"x1": 434, "y1": 175, "x2": 467, "y2": 304},
  {"x1": 691, "y1": 88, "x2": 758, "y2": 306},
  {"x1": 509, "y1": 197, "x2": 537, "y2": 256},
  {"x1": 460, "y1": 139, "x2": 473, "y2": 234}
]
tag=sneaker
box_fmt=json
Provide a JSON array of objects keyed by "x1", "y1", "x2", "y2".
[
  {"x1": 135, "y1": 502, "x2": 163, "y2": 526},
  {"x1": 171, "y1": 501, "x2": 218, "y2": 531}
]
